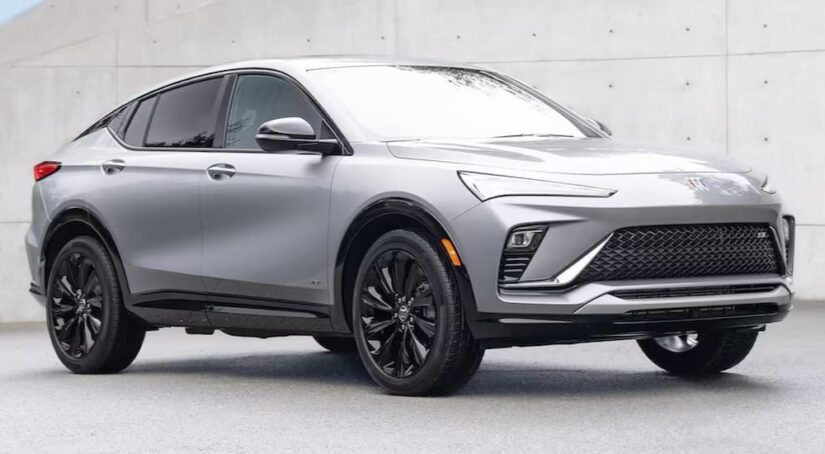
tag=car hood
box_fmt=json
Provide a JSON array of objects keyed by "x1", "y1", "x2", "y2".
[{"x1": 386, "y1": 138, "x2": 751, "y2": 175}]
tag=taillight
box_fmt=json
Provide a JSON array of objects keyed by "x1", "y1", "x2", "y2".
[{"x1": 34, "y1": 161, "x2": 61, "y2": 181}]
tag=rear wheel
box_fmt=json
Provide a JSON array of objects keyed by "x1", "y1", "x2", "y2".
[
  {"x1": 46, "y1": 236, "x2": 145, "y2": 374},
  {"x1": 638, "y1": 330, "x2": 759, "y2": 375},
  {"x1": 313, "y1": 336, "x2": 357, "y2": 353},
  {"x1": 352, "y1": 229, "x2": 482, "y2": 396}
]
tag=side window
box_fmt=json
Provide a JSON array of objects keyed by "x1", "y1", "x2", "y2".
[
  {"x1": 75, "y1": 104, "x2": 130, "y2": 141},
  {"x1": 145, "y1": 77, "x2": 224, "y2": 148},
  {"x1": 107, "y1": 103, "x2": 134, "y2": 139},
  {"x1": 123, "y1": 97, "x2": 156, "y2": 147},
  {"x1": 225, "y1": 75, "x2": 325, "y2": 150}
]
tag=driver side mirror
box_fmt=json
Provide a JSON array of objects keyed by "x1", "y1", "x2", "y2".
[{"x1": 255, "y1": 117, "x2": 340, "y2": 154}]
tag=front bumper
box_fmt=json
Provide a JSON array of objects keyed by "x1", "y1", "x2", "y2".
[
  {"x1": 447, "y1": 172, "x2": 793, "y2": 346},
  {"x1": 471, "y1": 300, "x2": 791, "y2": 348},
  {"x1": 468, "y1": 273, "x2": 793, "y2": 348}
]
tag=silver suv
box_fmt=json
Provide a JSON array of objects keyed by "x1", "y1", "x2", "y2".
[{"x1": 26, "y1": 57, "x2": 794, "y2": 395}]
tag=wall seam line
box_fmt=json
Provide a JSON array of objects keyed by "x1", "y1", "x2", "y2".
[{"x1": 724, "y1": 0, "x2": 730, "y2": 156}]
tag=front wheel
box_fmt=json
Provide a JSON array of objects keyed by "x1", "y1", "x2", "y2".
[
  {"x1": 637, "y1": 330, "x2": 759, "y2": 375},
  {"x1": 352, "y1": 230, "x2": 483, "y2": 396}
]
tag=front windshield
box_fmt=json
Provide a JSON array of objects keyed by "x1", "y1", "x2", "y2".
[{"x1": 310, "y1": 65, "x2": 591, "y2": 141}]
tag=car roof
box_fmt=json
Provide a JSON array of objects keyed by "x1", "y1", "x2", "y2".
[{"x1": 122, "y1": 55, "x2": 481, "y2": 104}]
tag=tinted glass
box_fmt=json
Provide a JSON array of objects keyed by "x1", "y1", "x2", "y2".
[
  {"x1": 123, "y1": 97, "x2": 156, "y2": 147},
  {"x1": 107, "y1": 103, "x2": 133, "y2": 139},
  {"x1": 225, "y1": 75, "x2": 323, "y2": 150},
  {"x1": 145, "y1": 77, "x2": 223, "y2": 148},
  {"x1": 309, "y1": 66, "x2": 589, "y2": 141}
]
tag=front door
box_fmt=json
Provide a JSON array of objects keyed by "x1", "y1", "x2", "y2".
[{"x1": 200, "y1": 74, "x2": 342, "y2": 317}]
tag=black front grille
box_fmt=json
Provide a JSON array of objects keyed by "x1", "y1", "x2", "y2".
[
  {"x1": 577, "y1": 224, "x2": 782, "y2": 284},
  {"x1": 617, "y1": 303, "x2": 779, "y2": 323}
]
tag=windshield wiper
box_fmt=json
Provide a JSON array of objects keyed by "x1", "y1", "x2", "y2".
[{"x1": 491, "y1": 133, "x2": 576, "y2": 139}]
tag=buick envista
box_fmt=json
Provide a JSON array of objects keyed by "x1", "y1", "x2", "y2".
[{"x1": 26, "y1": 57, "x2": 794, "y2": 395}]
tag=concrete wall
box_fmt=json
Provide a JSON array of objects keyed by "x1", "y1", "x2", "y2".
[{"x1": 0, "y1": 0, "x2": 822, "y2": 321}]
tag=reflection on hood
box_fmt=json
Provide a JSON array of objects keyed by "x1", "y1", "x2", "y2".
[{"x1": 387, "y1": 138, "x2": 750, "y2": 175}]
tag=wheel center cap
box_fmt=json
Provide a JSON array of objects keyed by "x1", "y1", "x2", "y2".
[{"x1": 397, "y1": 305, "x2": 410, "y2": 322}]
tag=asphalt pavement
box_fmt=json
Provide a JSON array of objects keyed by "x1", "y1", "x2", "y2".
[{"x1": 2, "y1": 302, "x2": 824, "y2": 453}]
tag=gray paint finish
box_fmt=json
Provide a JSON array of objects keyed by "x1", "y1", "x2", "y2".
[{"x1": 25, "y1": 58, "x2": 793, "y2": 325}]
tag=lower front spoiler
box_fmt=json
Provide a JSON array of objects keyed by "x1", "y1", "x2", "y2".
[{"x1": 470, "y1": 303, "x2": 791, "y2": 349}]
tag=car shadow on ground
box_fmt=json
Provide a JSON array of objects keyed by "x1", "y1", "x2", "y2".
[
  {"x1": 112, "y1": 352, "x2": 780, "y2": 398},
  {"x1": 461, "y1": 364, "x2": 778, "y2": 398},
  {"x1": 126, "y1": 351, "x2": 376, "y2": 387}
]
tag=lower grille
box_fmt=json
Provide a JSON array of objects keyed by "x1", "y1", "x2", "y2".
[
  {"x1": 617, "y1": 303, "x2": 779, "y2": 323},
  {"x1": 612, "y1": 284, "x2": 779, "y2": 300},
  {"x1": 577, "y1": 224, "x2": 782, "y2": 284},
  {"x1": 500, "y1": 255, "x2": 532, "y2": 282}
]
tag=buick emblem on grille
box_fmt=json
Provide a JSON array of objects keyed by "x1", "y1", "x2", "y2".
[{"x1": 685, "y1": 177, "x2": 709, "y2": 191}]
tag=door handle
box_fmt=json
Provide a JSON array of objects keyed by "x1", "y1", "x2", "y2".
[
  {"x1": 207, "y1": 163, "x2": 236, "y2": 181},
  {"x1": 101, "y1": 159, "x2": 126, "y2": 175}
]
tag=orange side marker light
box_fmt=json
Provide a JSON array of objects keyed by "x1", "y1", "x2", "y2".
[{"x1": 440, "y1": 238, "x2": 462, "y2": 267}]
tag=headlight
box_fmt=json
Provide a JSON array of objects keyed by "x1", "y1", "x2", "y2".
[
  {"x1": 760, "y1": 175, "x2": 777, "y2": 194},
  {"x1": 458, "y1": 171, "x2": 616, "y2": 201}
]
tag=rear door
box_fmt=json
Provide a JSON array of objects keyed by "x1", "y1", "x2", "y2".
[
  {"x1": 90, "y1": 76, "x2": 228, "y2": 298},
  {"x1": 200, "y1": 73, "x2": 342, "y2": 318}
]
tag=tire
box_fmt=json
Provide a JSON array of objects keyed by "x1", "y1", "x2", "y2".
[
  {"x1": 314, "y1": 336, "x2": 357, "y2": 353},
  {"x1": 637, "y1": 330, "x2": 759, "y2": 376},
  {"x1": 352, "y1": 229, "x2": 483, "y2": 396},
  {"x1": 45, "y1": 236, "x2": 145, "y2": 374}
]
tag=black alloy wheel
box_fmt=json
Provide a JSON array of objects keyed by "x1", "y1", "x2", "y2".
[
  {"x1": 352, "y1": 230, "x2": 484, "y2": 396},
  {"x1": 46, "y1": 236, "x2": 145, "y2": 374},
  {"x1": 359, "y1": 249, "x2": 437, "y2": 378},
  {"x1": 50, "y1": 251, "x2": 105, "y2": 358}
]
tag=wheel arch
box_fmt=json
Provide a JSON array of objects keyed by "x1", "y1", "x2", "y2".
[
  {"x1": 41, "y1": 207, "x2": 131, "y2": 299},
  {"x1": 332, "y1": 198, "x2": 477, "y2": 332}
]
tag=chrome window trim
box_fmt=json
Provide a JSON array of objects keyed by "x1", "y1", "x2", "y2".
[{"x1": 102, "y1": 68, "x2": 352, "y2": 155}]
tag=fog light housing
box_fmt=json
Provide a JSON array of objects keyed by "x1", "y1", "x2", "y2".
[
  {"x1": 500, "y1": 225, "x2": 547, "y2": 283},
  {"x1": 506, "y1": 228, "x2": 544, "y2": 251}
]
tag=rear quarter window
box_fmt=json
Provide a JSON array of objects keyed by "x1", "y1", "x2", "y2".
[{"x1": 123, "y1": 97, "x2": 157, "y2": 147}]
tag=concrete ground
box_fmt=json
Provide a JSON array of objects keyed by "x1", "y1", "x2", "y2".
[{"x1": 1, "y1": 303, "x2": 823, "y2": 453}]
